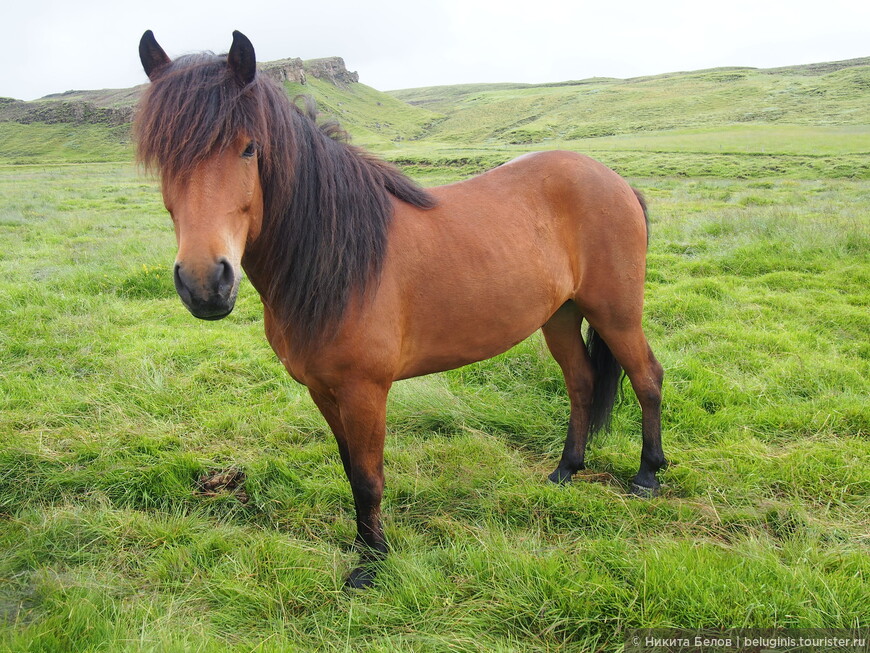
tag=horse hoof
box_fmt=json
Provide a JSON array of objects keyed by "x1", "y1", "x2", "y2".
[
  {"x1": 548, "y1": 469, "x2": 573, "y2": 485},
  {"x1": 345, "y1": 566, "x2": 377, "y2": 590},
  {"x1": 629, "y1": 482, "x2": 660, "y2": 498}
]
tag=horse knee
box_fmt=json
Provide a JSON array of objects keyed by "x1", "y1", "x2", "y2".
[{"x1": 567, "y1": 374, "x2": 594, "y2": 411}]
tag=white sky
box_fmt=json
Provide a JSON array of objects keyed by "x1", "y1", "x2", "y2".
[{"x1": 2, "y1": 0, "x2": 868, "y2": 101}]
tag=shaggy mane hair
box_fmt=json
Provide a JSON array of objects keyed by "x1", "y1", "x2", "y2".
[{"x1": 135, "y1": 52, "x2": 436, "y2": 346}]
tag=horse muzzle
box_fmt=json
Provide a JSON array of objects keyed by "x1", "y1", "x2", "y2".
[{"x1": 173, "y1": 258, "x2": 239, "y2": 320}]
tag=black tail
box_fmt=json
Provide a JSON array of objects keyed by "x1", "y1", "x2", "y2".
[
  {"x1": 632, "y1": 187, "x2": 650, "y2": 246},
  {"x1": 587, "y1": 326, "x2": 623, "y2": 434}
]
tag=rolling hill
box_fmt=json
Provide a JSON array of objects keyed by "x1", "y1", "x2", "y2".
[
  {"x1": 390, "y1": 57, "x2": 870, "y2": 143},
  {"x1": 385, "y1": 57, "x2": 870, "y2": 181},
  {"x1": 1, "y1": 55, "x2": 868, "y2": 179}
]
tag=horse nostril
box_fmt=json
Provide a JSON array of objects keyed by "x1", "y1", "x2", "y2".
[
  {"x1": 173, "y1": 262, "x2": 193, "y2": 304},
  {"x1": 214, "y1": 258, "x2": 235, "y2": 296}
]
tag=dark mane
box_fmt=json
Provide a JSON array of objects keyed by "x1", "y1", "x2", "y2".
[{"x1": 135, "y1": 52, "x2": 436, "y2": 347}]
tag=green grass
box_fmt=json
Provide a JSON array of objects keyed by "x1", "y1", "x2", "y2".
[
  {"x1": 564, "y1": 124, "x2": 870, "y2": 155},
  {"x1": 383, "y1": 134, "x2": 870, "y2": 187},
  {"x1": 279, "y1": 78, "x2": 440, "y2": 149},
  {"x1": 0, "y1": 160, "x2": 867, "y2": 651},
  {"x1": 0, "y1": 123, "x2": 132, "y2": 165}
]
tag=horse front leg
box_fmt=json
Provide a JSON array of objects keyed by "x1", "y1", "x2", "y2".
[{"x1": 310, "y1": 381, "x2": 390, "y2": 588}]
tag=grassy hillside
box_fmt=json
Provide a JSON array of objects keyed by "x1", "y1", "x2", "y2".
[
  {"x1": 375, "y1": 60, "x2": 870, "y2": 183},
  {"x1": 0, "y1": 122, "x2": 132, "y2": 164},
  {"x1": 390, "y1": 60, "x2": 870, "y2": 144},
  {"x1": 0, "y1": 80, "x2": 434, "y2": 163},
  {"x1": 36, "y1": 86, "x2": 145, "y2": 107},
  {"x1": 4, "y1": 57, "x2": 870, "y2": 177},
  {"x1": 0, "y1": 59, "x2": 438, "y2": 160},
  {"x1": 19, "y1": 78, "x2": 441, "y2": 151},
  {"x1": 279, "y1": 77, "x2": 440, "y2": 148},
  {"x1": 10, "y1": 60, "x2": 869, "y2": 170}
]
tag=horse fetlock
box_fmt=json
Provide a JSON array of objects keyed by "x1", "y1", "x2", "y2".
[
  {"x1": 643, "y1": 453, "x2": 668, "y2": 472},
  {"x1": 347, "y1": 541, "x2": 387, "y2": 590},
  {"x1": 354, "y1": 529, "x2": 387, "y2": 556},
  {"x1": 629, "y1": 466, "x2": 662, "y2": 498}
]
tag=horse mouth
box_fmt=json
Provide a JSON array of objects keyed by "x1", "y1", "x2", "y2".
[
  {"x1": 188, "y1": 305, "x2": 234, "y2": 321},
  {"x1": 197, "y1": 310, "x2": 233, "y2": 321}
]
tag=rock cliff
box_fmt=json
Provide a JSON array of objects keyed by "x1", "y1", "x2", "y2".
[
  {"x1": 0, "y1": 56, "x2": 360, "y2": 126},
  {"x1": 260, "y1": 56, "x2": 359, "y2": 88}
]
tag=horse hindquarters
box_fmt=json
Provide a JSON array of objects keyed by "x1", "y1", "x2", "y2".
[{"x1": 572, "y1": 199, "x2": 666, "y2": 494}]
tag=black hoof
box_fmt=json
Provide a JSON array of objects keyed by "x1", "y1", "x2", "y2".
[
  {"x1": 345, "y1": 565, "x2": 377, "y2": 590},
  {"x1": 548, "y1": 468, "x2": 573, "y2": 485},
  {"x1": 629, "y1": 482, "x2": 660, "y2": 498}
]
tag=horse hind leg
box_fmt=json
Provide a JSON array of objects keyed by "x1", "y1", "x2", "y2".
[
  {"x1": 542, "y1": 301, "x2": 595, "y2": 484},
  {"x1": 586, "y1": 319, "x2": 666, "y2": 496}
]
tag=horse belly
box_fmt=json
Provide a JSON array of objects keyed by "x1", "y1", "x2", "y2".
[{"x1": 395, "y1": 249, "x2": 570, "y2": 380}]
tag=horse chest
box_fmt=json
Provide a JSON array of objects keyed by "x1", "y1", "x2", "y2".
[{"x1": 262, "y1": 306, "x2": 309, "y2": 385}]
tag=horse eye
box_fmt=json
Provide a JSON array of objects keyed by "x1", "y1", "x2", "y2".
[{"x1": 242, "y1": 141, "x2": 256, "y2": 158}]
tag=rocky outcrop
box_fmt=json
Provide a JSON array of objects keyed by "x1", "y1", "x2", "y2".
[
  {"x1": 0, "y1": 97, "x2": 133, "y2": 126},
  {"x1": 304, "y1": 57, "x2": 359, "y2": 87},
  {"x1": 1, "y1": 55, "x2": 359, "y2": 127},
  {"x1": 259, "y1": 57, "x2": 307, "y2": 84},
  {"x1": 260, "y1": 56, "x2": 359, "y2": 88}
]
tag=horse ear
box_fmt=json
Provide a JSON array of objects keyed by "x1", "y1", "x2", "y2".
[
  {"x1": 139, "y1": 30, "x2": 171, "y2": 80},
  {"x1": 228, "y1": 30, "x2": 257, "y2": 86}
]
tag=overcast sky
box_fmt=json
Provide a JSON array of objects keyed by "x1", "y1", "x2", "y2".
[{"x1": 2, "y1": 0, "x2": 868, "y2": 101}]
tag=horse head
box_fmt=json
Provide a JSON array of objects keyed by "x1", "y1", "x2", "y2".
[{"x1": 138, "y1": 30, "x2": 264, "y2": 320}]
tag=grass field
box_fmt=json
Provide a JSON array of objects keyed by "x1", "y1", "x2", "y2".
[
  {"x1": 0, "y1": 123, "x2": 132, "y2": 165},
  {"x1": 385, "y1": 125, "x2": 870, "y2": 185},
  {"x1": 1, "y1": 154, "x2": 868, "y2": 650},
  {"x1": 1, "y1": 54, "x2": 869, "y2": 652}
]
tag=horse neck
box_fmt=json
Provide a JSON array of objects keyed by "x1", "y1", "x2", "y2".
[
  {"x1": 239, "y1": 248, "x2": 270, "y2": 301},
  {"x1": 239, "y1": 114, "x2": 393, "y2": 347}
]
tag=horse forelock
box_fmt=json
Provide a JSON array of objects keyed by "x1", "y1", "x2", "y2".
[
  {"x1": 135, "y1": 53, "x2": 436, "y2": 348},
  {"x1": 136, "y1": 53, "x2": 255, "y2": 180}
]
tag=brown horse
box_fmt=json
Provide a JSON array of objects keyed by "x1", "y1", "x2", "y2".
[{"x1": 136, "y1": 30, "x2": 666, "y2": 588}]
